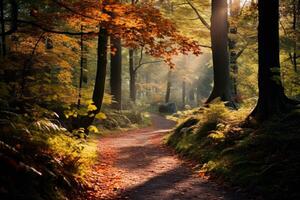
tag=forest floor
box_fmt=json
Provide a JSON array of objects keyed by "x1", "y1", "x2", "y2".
[{"x1": 82, "y1": 115, "x2": 247, "y2": 200}]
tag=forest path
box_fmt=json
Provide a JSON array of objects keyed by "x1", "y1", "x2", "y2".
[{"x1": 84, "y1": 114, "x2": 244, "y2": 200}]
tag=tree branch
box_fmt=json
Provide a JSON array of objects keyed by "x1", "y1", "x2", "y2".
[
  {"x1": 15, "y1": 19, "x2": 97, "y2": 35},
  {"x1": 185, "y1": 0, "x2": 210, "y2": 30},
  {"x1": 134, "y1": 60, "x2": 164, "y2": 72},
  {"x1": 51, "y1": 0, "x2": 100, "y2": 21},
  {"x1": 198, "y1": 44, "x2": 211, "y2": 48},
  {"x1": 134, "y1": 46, "x2": 144, "y2": 72},
  {"x1": 21, "y1": 32, "x2": 46, "y2": 96}
]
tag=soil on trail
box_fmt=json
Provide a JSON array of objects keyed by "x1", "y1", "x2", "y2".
[{"x1": 84, "y1": 115, "x2": 245, "y2": 200}]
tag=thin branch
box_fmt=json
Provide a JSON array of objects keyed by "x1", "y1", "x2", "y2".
[
  {"x1": 134, "y1": 60, "x2": 164, "y2": 72},
  {"x1": 51, "y1": 0, "x2": 100, "y2": 21},
  {"x1": 134, "y1": 46, "x2": 144, "y2": 72},
  {"x1": 21, "y1": 32, "x2": 46, "y2": 96},
  {"x1": 236, "y1": 45, "x2": 247, "y2": 59},
  {"x1": 198, "y1": 44, "x2": 211, "y2": 48},
  {"x1": 185, "y1": 0, "x2": 210, "y2": 30},
  {"x1": 14, "y1": 19, "x2": 97, "y2": 35},
  {"x1": 134, "y1": 46, "x2": 165, "y2": 72}
]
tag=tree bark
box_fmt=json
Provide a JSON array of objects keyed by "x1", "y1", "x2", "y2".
[
  {"x1": 92, "y1": 27, "x2": 108, "y2": 113},
  {"x1": 206, "y1": 0, "x2": 233, "y2": 105},
  {"x1": 72, "y1": 26, "x2": 108, "y2": 131},
  {"x1": 249, "y1": 0, "x2": 298, "y2": 122},
  {"x1": 129, "y1": 48, "x2": 136, "y2": 102},
  {"x1": 292, "y1": 0, "x2": 298, "y2": 72},
  {"x1": 182, "y1": 80, "x2": 186, "y2": 106},
  {"x1": 229, "y1": 0, "x2": 240, "y2": 100},
  {"x1": 0, "y1": 0, "x2": 6, "y2": 57},
  {"x1": 110, "y1": 36, "x2": 122, "y2": 110},
  {"x1": 165, "y1": 70, "x2": 172, "y2": 103},
  {"x1": 189, "y1": 85, "x2": 195, "y2": 104}
]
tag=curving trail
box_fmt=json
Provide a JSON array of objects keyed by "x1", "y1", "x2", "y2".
[{"x1": 84, "y1": 115, "x2": 246, "y2": 200}]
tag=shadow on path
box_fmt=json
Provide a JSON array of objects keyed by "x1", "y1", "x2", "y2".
[{"x1": 95, "y1": 114, "x2": 248, "y2": 200}]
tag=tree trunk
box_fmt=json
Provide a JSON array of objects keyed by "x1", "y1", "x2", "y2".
[
  {"x1": 145, "y1": 73, "x2": 150, "y2": 98},
  {"x1": 189, "y1": 85, "x2": 195, "y2": 104},
  {"x1": 229, "y1": 0, "x2": 240, "y2": 100},
  {"x1": 292, "y1": 0, "x2": 298, "y2": 72},
  {"x1": 165, "y1": 70, "x2": 172, "y2": 103},
  {"x1": 129, "y1": 49, "x2": 136, "y2": 102},
  {"x1": 0, "y1": 0, "x2": 6, "y2": 57},
  {"x1": 110, "y1": 36, "x2": 122, "y2": 110},
  {"x1": 182, "y1": 80, "x2": 186, "y2": 106},
  {"x1": 92, "y1": 27, "x2": 108, "y2": 113},
  {"x1": 206, "y1": 0, "x2": 233, "y2": 105},
  {"x1": 249, "y1": 0, "x2": 298, "y2": 122},
  {"x1": 72, "y1": 27, "x2": 108, "y2": 131}
]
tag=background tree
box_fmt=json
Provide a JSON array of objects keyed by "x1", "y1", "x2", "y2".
[
  {"x1": 206, "y1": 0, "x2": 233, "y2": 105},
  {"x1": 110, "y1": 36, "x2": 122, "y2": 110}
]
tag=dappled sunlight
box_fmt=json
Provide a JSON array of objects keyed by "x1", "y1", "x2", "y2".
[{"x1": 0, "y1": 0, "x2": 299, "y2": 199}]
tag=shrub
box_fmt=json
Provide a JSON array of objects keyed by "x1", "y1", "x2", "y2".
[{"x1": 0, "y1": 106, "x2": 97, "y2": 199}]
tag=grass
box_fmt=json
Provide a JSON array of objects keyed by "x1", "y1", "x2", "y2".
[{"x1": 166, "y1": 102, "x2": 300, "y2": 200}]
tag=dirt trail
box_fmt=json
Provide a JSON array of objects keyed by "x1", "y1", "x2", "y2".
[{"x1": 84, "y1": 115, "x2": 245, "y2": 200}]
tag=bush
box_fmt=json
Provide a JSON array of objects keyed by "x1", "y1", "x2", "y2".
[
  {"x1": 166, "y1": 103, "x2": 300, "y2": 199},
  {"x1": 94, "y1": 109, "x2": 151, "y2": 130},
  {"x1": 0, "y1": 106, "x2": 97, "y2": 200}
]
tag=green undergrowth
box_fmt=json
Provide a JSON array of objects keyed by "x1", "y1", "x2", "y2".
[
  {"x1": 166, "y1": 102, "x2": 300, "y2": 200},
  {"x1": 0, "y1": 105, "x2": 98, "y2": 200},
  {"x1": 95, "y1": 109, "x2": 151, "y2": 131}
]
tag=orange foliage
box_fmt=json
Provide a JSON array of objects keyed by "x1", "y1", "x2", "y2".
[{"x1": 35, "y1": 0, "x2": 202, "y2": 66}]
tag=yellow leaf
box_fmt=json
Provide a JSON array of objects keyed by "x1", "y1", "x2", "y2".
[
  {"x1": 87, "y1": 104, "x2": 97, "y2": 112},
  {"x1": 95, "y1": 112, "x2": 107, "y2": 120},
  {"x1": 88, "y1": 125, "x2": 99, "y2": 133}
]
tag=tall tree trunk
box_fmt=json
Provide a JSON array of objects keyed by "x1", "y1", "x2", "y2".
[
  {"x1": 189, "y1": 85, "x2": 195, "y2": 104},
  {"x1": 145, "y1": 73, "x2": 150, "y2": 98},
  {"x1": 182, "y1": 80, "x2": 186, "y2": 106},
  {"x1": 206, "y1": 0, "x2": 233, "y2": 105},
  {"x1": 249, "y1": 0, "x2": 298, "y2": 122},
  {"x1": 110, "y1": 36, "x2": 122, "y2": 110},
  {"x1": 292, "y1": 0, "x2": 298, "y2": 72},
  {"x1": 229, "y1": 0, "x2": 240, "y2": 100},
  {"x1": 165, "y1": 70, "x2": 172, "y2": 103},
  {"x1": 92, "y1": 27, "x2": 108, "y2": 113},
  {"x1": 77, "y1": 26, "x2": 84, "y2": 108},
  {"x1": 129, "y1": 49, "x2": 136, "y2": 102},
  {"x1": 72, "y1": 27, "x2": 108, "y2": 131},
  {"x1": 0, "y1": 0, "x2": 6, "y2": 57}
]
